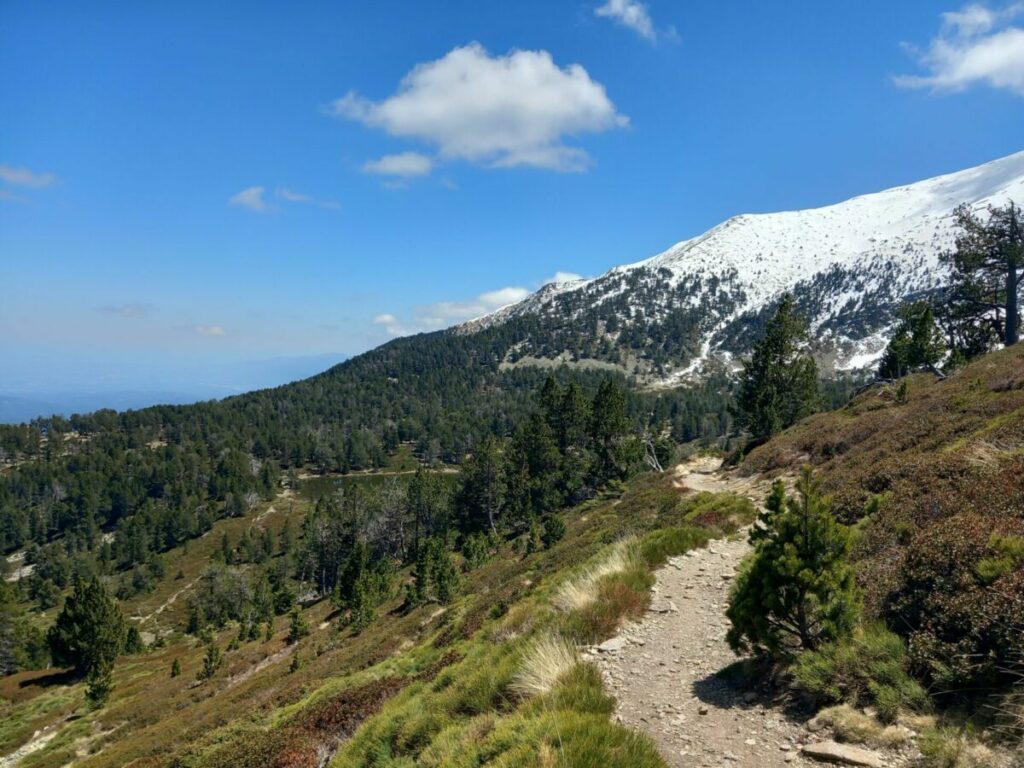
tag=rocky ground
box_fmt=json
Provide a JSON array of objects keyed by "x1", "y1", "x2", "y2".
[{"x1": 587, "y1": 459, "x2": 921, "y2": 768}]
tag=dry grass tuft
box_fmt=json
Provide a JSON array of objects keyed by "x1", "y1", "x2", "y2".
[
  {"x1": 512, "y1": 635, "x2": 580, "y2": 698},
  {"x1": 552, "y1": 538, "x2": 641, "y2": 613},
  {"x1": 813, "y1": 704, "x2": 912, "y2": 748}
]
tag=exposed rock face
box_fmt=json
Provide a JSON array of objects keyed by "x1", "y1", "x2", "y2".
[{"x1": 801, "y1": 741, "x2": 884, "y2": 767}]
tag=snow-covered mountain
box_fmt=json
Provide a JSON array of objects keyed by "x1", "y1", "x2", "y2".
[{"x1": 459, "y1": 150, "x2": 1024, "y2": 383}]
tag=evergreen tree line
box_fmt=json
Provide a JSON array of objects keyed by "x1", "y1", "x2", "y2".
[{"x1": 875, "y1": 202, "x2": 1021, "y2": 380}]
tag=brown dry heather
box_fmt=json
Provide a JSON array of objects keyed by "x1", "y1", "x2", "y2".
[
  {"x1": 0, "y1": 472, "x2": 750, "y2": 768},
  {"x1": 744, "y1": 345, "x2": 1024, "y2": 693}
]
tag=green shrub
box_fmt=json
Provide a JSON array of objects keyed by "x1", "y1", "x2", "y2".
[
  {"x1": 640, "y1": 526, "x2": 709, "y2": 567},
  {"x1": 727, "y1": 470, "x2": 860, "y2": 656},
  {"x1": 541, "y1": 514, "x2": 566, "y2": 549},
  {"x1": 792, "y1": 623, "x2": 930, "y2": 722},
  {"x1": 462, "y1": 533, "x2": 491, "y2": 570},
  {"x1": 287, "y1": 607, "x2": 309, "y2": 643}
]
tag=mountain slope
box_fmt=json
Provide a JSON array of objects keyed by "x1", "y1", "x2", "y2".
[{"x1": 463, "y1": 151, "x2": 1024, "y2": 382}]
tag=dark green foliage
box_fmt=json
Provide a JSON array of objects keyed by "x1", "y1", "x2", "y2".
[
  {"x1": 0, "y1": 580, "x2": 49, "y2": 673},
  {"x1": 333, "y1": 543, "x2": 394, "y2": 631},
  {"x1": 590, "y1": 379, "x2": 630, "y2": 482},
  {"x1": 736, "y1": 294, "x2": 821, "y2": 441},
  {"x1": 726, "y1": 470, "x2": 859, "y2": 655},
  {"x1": 287, "y1": 607, "x2": 309, "y2": 644},
  {"x1": 186, "y1": 563, "x2": 274, "y2": 634},
  {"x1": 639, "y1": 526, "x2": 710, "y2": 568},
  {"x1": 124, "y1": 624, "x2": 145, "y2": 654},
  {"x1": 289, "y1": 652, "x2": 301, "y2": 673},
  {"x1": 170, "y1": 658, "x2": 181, "y2": 677},
  {"x1": 407, "y1": 467, "x2": 451, "y2": 558},
  {"x1": 455, "y1": 436, "x2": 506, "y2": 535},
  {"x1": 407, "y1": 537, "x2": 460, "y2": 606},
  {"x1": 877, "y1": 300, "x2": 946, "y2": 379},
  {"x1": 461, "y1": 532, "x2": 490, "y2": 570},
  {"x1": 792, "y1": 623, "x2": 930, "y2": 723},
  {"x1": 941, "y1": 201, "x2": 1023, "y2": 350},
  {"x1": 197, "y1": 640, "x2": 223, "y2": 681},
  {"x1": 541, "y1": 514, "x2": 566, "y2": 549},
  {"x1": 47, "y1": 575, "x2": 126, "y2": 676}
]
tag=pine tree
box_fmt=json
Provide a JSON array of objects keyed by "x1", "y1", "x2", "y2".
[
  {"x1": 47, "y1": 576, "x2": 125, "y2": 677},
  {"x1": 726, "y1": 469, "x2": 859, "y2": 655},
  {"x1": 406, "y1": 537, "x2": 458, "y2": 606},
  {"x1": 170, "y1": 658, "x2": 181, "y2": 677},
  {"x1": 286, "y1": 607, "x2": 309, "y2": 644},
  {"x1": 457, "y1": 437, "x2": 505, "y2": 535},
  {"x1": 589, "y1": 378, "x2": 629, "y2": 482},
  {"x1": 433, "y1": 548, "x2": 459, "y2": 605},
  {"x1": 407, "y1": 467, "x2": 449, "y2": 559},
  {"x1": 197, "y1": 640, "x2": 222, "y2": 681},
  {"x1": 942, "y1": 202, "x2": 1023, "y2": 349},
  {"x1": 736, "y1": 294, "x2": 820, "y2": 441},
  {"x1": 124, "y1": 624, "x2": 145, "y2": 654},
  {"x1": 877, "y1": 300, "x2": 946, "y2": 379}
]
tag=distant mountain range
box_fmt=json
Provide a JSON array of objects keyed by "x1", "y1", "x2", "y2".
[{"x1": 460, "y1": 150, "x2": 1024, "y2": 384}]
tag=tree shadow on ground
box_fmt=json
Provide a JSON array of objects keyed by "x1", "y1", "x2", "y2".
[
  {"x1": 18, "y1": 666, "x2": 78, "y2": 689},
  {"x1": 692, "y1": 658, "x2": 813, "y2": 721}
]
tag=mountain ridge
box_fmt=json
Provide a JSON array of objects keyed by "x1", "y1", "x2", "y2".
[{"x1": 460, "y1": 150, "x2": 1024, "y2": 383}]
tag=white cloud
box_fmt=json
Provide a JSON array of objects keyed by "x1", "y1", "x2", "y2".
[
  {"x1": 362, "y1": 152, "x2": 434, "y2": 177},
  {"x1": 895, "y1": 3, "x2": 1024, "y2": 95},
  {"x1": 277, "y1": 187, "x2": 310, "y2": 203},
  {"x1": 194, "y1": 325, "x2": 227, "y2": 337},
  {"x1": 373, "y1": 285, "x2": 531, "y2": 336},
  {"x1": 0, "y1": 164, "x2": 58, "y2": 189},
  {"x1": 543, "y1": 271, "x2": 585, "y2": 285},
  {"x1": 595, "y1": 0, "x2": 656, "y2": 41},
  {"x1": 328, "y1": 43, "x2": 627, "y2": 172},
  {"x1": 277, "y1": 186, "x2": 341, "y2": 210},
  {"x1": 228, "y1": 186, "x2": 269, "y2": 212},
  {"x1": 98, "y1": 303, "x2": 153, "y2": 319}
]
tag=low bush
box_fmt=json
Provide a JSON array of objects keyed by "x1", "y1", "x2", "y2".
[
  {"x1": 792, "y1": 623, "x2": 929, "y2": 723},
  {"x1": 918, "y1": 726, "x2": 997, "y2": 768},
  {"x1": 640, "y1": 526, "x2": 710, "y2": 567},
  {"x1": 561, "y1": 573, "x2": 652, "y2": 644},
  {"x1": 883, "y1": 514, "x2": 1024, "y2": 693}
]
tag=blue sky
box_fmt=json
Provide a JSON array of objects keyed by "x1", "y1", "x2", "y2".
[{"x1": 2, "y1": 0, "x2": 1023, "y2": 400}]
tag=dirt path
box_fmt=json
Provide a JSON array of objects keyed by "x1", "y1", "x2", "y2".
[
  {"x1": 0, "y1": 729, "x2": 57, "y2": 768},
  {"x1": 588, "y1": 459, "x2": 908, "y2": 768},
  {"x1": 134, "y1": 577, "x2": 198, "y2": 626}
]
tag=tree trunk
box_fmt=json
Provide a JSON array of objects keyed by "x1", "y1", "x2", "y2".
[
  {"x1": 1006, "y1": 204, "x2": 1021, "y2": 347},
  {"x1": 1008, "y1": 260, "x2": 1019, "y2": 346}
]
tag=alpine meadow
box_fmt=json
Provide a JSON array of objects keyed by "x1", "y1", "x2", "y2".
[{"x1": 2, "y1": 3, "x2": 1024, "y2": 768}]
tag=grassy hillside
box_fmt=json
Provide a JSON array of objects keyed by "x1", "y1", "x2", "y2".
[
  {"x1": 743, "y1": 344, "x2": 1024, "y2": 703},
  {"x1": 0, "y1": 472, "x2": 754, "y2": 768}
]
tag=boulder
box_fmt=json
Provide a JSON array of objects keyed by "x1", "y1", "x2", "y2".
[{"x1": 801, "y1": 740, "x2": 884, "y2": 767}]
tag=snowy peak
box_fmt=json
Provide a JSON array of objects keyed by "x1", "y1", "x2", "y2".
[{"x1": 458, "y1": 151, "x2": 1024, "y2": 382}]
